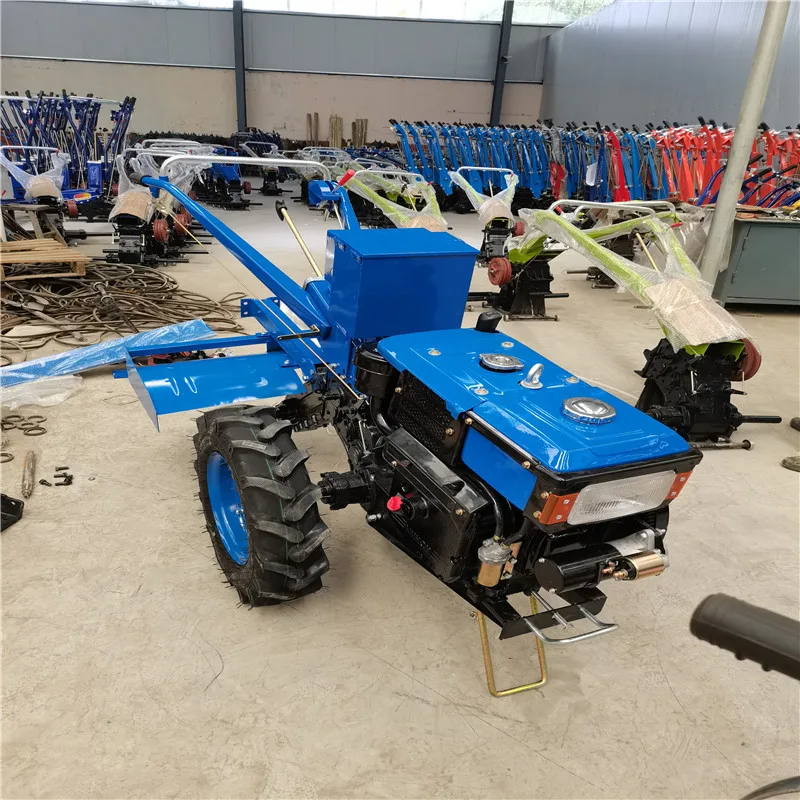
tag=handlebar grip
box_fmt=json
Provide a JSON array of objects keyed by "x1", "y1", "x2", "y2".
[
  {"x1": 337, "y1": 168, "x2": 356, "y2": 187},
  {"x1": 748, "y1": 154, "x2": 765, "y2": 166},
  {"x1": 754, "y1": 167, "x2": 773, "y2": 178},
  {"x1": 691, "y1": 594, "x2": 800, "y2": 681}
]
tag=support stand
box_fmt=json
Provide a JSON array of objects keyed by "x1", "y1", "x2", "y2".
[{"x1": 476, "y1": 596, "x2": 548, "y2": 697}]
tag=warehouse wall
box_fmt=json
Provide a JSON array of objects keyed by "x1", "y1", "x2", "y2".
[
  {"x1": 246, "y1": 73, "x2": 542, "y2": 140},
  {"x1": 1, "y1": 2, "x2": 551, "y2": 138},
  {"x1": 541, "y1": 0, "x2": 800, "y2": 127},
  {"x1": 0, "y1": 58, "x2": 236, "y2": 134}
]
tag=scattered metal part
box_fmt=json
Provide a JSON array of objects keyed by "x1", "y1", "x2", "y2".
[
  {"x1": 781, "y1": 456, "x2": 800, "y2": 472},
  {"x1": 0, "y1": 494, "x2": 25, "y2": 531},
  {"x1": 1, "y1": 415, "x2": 48, "y2": 434},
  {"x1": 21, "y1": 451, "x2": 36, "y2": 499},
  {"x1": 39, "y1": 479, "x2": 52, "y2": 487},
  {"x1": 0, "y1": 453, "x2": 13, "y2": 463},
  {"x1": 53, "y1": 472, "x2": 70, "y2": 479},
  {"x1": 23, "y1": 426, "x2": 47, "y2": 437},
  {"x1": 54, "y1": 477, "x2": 73, "y2": 486},
  {"x1": 55, "y1": 465, "x2": 69, "y2": 471}
]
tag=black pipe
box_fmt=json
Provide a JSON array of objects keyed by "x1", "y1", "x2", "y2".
[{"x1": 369, "y1": 396, "x2": 393, "y2": 436}]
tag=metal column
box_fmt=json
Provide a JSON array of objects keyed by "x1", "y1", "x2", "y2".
[
  {"x1": 490, "y1": 0, "x2": 514, "y2": 126},
  {"x1": 699, "y1": 0, "x2": 791, "y2": 282},
  {"x1": 232, "y1": 0, "x2": 248, "y2": 133}
]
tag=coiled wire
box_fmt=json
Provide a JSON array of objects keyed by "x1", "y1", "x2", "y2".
[{"x1": 0, "y1": 262, "x2": 245, "y2": 366}]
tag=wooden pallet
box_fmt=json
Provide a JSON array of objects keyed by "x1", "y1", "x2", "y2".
[{"x1": 0, "y1": 238, "x2": 90, "y2": 281}]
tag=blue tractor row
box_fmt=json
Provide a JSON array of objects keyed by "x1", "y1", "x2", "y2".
[{"x1": 118, "y1": 156, "x2": 702, "y2": 694}]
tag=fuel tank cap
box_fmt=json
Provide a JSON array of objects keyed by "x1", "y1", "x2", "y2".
[
  {"x1": 562, "y1": 397, "x2": 616, "y2": 424},
  {"x1": 479, "y1": 353, "x2": 524, "y2": 372}
]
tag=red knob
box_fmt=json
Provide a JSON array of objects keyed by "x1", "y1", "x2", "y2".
[
  {"x1": 386, "y1": 495, "x2": 404, "y2": 512},
  {"x1": 337, "y1": 168, "x2": 356, "y2": 187}
]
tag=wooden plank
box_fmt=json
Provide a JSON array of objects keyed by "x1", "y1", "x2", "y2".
[
  {"x1": 3, "y1": 203, "x2": 51, "y2": 212},
  {"x1": 1, "y1": 259, "x2": 86, "y2": 281},
  {"x1": 29, "y1": 210, "x2": 45, "y2": 240},
  {"x1": 0, "y1": 239, "x2": 68, "y2": 251},
  {"x1": 41, "y1": 214, "x2": 67, "y2": 246},
  {"x1": 1, "y1": 268, "x2": 86, "y2": 281},
  {"x1": 0, "y1": 252, "x2": 90, "y2": 265}
]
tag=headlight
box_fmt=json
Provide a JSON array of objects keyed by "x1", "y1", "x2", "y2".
[
  {"x1": 568, "y1": 472, "x2": 676, "y2": 525},
  {"x1": 537, "y1": 470, "x2": 692, "y2": 526}
]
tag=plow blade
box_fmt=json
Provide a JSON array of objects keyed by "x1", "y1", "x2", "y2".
[{"x1": 125, "y1": 350, "x2": 304, "y2": 429}]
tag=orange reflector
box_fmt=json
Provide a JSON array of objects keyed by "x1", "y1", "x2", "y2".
[
  {"x1": 538, "y1": 492, "x2": 579, "y2": 525},
  {"x1": 665, "y1": 471, "x2": 692, "y2": 501}
]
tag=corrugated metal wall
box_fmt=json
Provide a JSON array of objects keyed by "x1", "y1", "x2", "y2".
[
  {"x1": 0, "y1": 2, "x2": 234, "y2": 68},
  {"x1": 244, "y1": 12, "x2": 499, "y2": 80},
  {"x1": 541, "y1": 0, "x2": 800, "y2": 127},
  {"x1": 1, "y1": 1, "x2": 552, "y2": 83}
]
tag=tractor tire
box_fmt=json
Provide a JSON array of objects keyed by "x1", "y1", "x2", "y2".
[{"x1": 194, "y1": 405, "x2": 329, "y2": 606}]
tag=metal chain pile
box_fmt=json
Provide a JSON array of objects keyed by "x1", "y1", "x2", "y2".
[{"x1": 0, "y1": 262, "x2": 245, "y2": 365}]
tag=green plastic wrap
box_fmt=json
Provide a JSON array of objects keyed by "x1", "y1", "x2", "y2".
[
  {"x1": 525, "y1": 209, "x2": 750, "y2": 350},
  {"x1": 448, "y1": 170, "x2": 517, "y2": 225},
  {"x1": 346, "y1": 175, "x2": 448, "y2": 232}
]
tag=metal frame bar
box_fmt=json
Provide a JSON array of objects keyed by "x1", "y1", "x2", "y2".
[
  {"x1": 140, "y1": 174, "x2": 328, "y2": 332},
  {"x1": 490, "y1": 0, "x2": 514, "y2": 127},
  {"x1": 232, "y1": 0, "x2": 248, "y2": 133}
]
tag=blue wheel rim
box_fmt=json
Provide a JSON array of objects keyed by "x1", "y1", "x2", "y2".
[{"x1": 206, "y1": 452, "x2": 249, "y2": 565}]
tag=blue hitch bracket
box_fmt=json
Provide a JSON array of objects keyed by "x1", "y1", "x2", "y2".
[{"x1": 124, "y1": 332, "x2": 303, "y2": 429}]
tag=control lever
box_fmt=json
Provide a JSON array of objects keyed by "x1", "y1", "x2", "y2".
[{"x1": 275, "y1": 200, "x2": 322, "y2": 277}]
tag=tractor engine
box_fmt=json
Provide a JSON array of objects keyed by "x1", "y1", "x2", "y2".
[
  {"x1": 301, "y1": 224, "x2": 701, "y2": 642},
  {"x1": 313, "y1": 328, "x2": 700, "y2": 641}
]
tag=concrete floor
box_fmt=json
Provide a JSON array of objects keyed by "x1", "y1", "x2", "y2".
[{"x1": 3, "y1": 187, "x2": 799, "y2": 800}]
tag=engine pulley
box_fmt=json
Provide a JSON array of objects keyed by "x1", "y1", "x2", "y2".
[
  {"x1": 488, "y1": 257, "x2": 513, "y2": 286},
  {"x1": 152, "y1": 218, "x2": 170, "y2": 244}
]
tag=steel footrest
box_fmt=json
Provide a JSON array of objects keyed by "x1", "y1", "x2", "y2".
[
  {"x1": 477, "y1": 597, "x2": 548, "y2": 697},
  {"x1": 522, "y1": 592, "x2": 619, "y2": 644}
]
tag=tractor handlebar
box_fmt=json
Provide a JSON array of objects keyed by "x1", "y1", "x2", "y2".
[{"x1": 690, "y1": 594, "x2": 800, "y2": 681}]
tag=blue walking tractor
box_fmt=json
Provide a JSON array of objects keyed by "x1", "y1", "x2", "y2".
[{"x1": 120, "y1": 155, "x2": 702, "y2": 695}]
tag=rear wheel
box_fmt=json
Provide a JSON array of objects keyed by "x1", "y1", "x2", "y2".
[{"x1": 194, "y1": 405, "x2": 329, "y2": 606}]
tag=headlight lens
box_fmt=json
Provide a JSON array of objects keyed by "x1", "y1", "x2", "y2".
[{"x1": 568, "y1": 471, "x2": 677, "y2": 525}]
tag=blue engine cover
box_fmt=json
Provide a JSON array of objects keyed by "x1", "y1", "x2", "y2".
[{"x1": 378, "y1": 328, "x2": 691, "y2": 476}]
